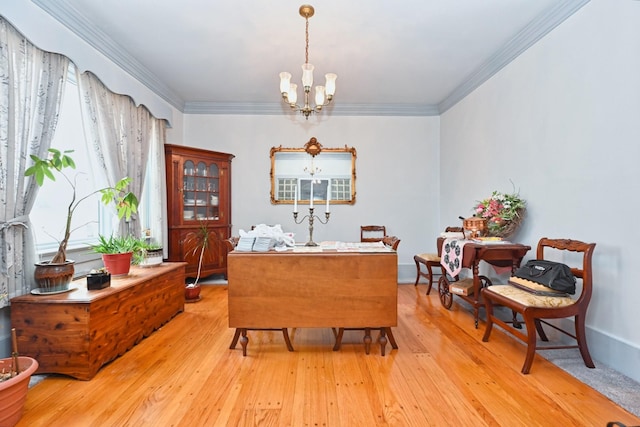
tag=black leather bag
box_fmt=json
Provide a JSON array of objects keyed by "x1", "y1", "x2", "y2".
[{"x1": 513, "y1": 259, "x2": 576, "y2": 294}]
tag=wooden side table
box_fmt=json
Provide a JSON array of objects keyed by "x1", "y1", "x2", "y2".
[{"x1": 436, "y1": 238, "x2": 531, "y2": 327}]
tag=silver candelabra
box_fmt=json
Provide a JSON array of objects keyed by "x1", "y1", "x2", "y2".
[{"x1": 293, "y1": 207, "x2": 330, "y2": 246}]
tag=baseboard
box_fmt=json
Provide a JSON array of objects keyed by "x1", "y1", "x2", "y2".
[
  {"x1": 563, "y1": 319, "x2": 640, "y2": 383},
  {"x1": 398, "y1": 263, "x2": 418, "y2": 284}
]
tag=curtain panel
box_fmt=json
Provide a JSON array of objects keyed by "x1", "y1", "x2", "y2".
[
  {"x1": 0, "y1": 17, "x2": 69, "y2": 306},
  {"x1": 77, "y1": 70, "x2": 166, "y2": 241}
]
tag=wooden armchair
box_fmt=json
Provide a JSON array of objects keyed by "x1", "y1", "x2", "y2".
[
  {"x1": 360, "y1": 225, "x2": 386, "y2": 242},
  {"x1": 413, "y1": 227, "x2": 464, "y2": 294},
  {"x1": 482, "y1": 238, "x2": 596, "y2": 374}
]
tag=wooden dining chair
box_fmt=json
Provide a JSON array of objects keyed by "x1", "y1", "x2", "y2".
[
  {"x1": 225, "y1": 236, "x2": 294, "y2": 356},
  {"x1": 360, "y1": 225, "x2": 386, "y2": 242},
  {"x1": 482, "y1": 238, "x2": 596, "y2": 374},
  {"x1": 381, "y1": 235, "x2": 400, "y2": 250},
  {"x1": 332, "y1": 236, "x2": 400, "y2": 356},
  {"x1": 413, "y1": 226, "x2": 464, "y2": 294}
]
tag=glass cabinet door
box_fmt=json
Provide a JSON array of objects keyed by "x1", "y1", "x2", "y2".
[{"x1": 182, "y1": 160, "x2": 221, "y2": 223}]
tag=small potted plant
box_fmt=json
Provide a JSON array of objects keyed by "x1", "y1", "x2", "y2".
[
  {"x1": 86, "y1": 267, "x2": 111, "y2": 290},
  {"x1": 182, "y1": 221, "x2": 215, "y2": 301},
  {"x1": 91, "y1": 234, "x2": 145, "y2": 276},
  {"x1": 138, "y1": 241, "x2": 164, "y2": 267},
  {"x1": 25, "y1": 148, "x2": 138, "y2": 291}
]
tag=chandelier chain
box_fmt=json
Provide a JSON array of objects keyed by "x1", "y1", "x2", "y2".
[{"x1": 305, "y1": 17, "x2": 309, "y2": 64}]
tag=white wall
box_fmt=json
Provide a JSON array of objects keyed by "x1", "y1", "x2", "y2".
[
  {"x1": 181, "y1": 114, "x2": 441, "y2": 280},
  {"x1": 440, "y1": 0, "x2": 640, "y2": 381}
]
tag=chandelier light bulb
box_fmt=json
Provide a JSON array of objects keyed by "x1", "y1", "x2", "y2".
[
  {"x1": 279, "y1": 72, "x2": 292, "y2": 96},
  {"x1": 315, "y1": 86, "x2": 325, "y2": 107},
  {"x1": 301, "y1": 63, "x2": 314, "y2": 89},
  {"x1": 288, "y1": 83, "x2": 298, "y2": 105},
  {"x1": 324, "y1": 73, "x2": 337, "y2": 98}
]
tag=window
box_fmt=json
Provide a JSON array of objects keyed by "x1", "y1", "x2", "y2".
[
  {"x1": 30, "y1": 66, "x2": 104, "y2": 254},
  {"x1": 30, "y1": 66, "x2": 159, "y2": 258}
]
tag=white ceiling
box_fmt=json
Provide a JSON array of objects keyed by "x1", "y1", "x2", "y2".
[{"x1": 33, "y1": 0, "x2": 589, "y2": 116}]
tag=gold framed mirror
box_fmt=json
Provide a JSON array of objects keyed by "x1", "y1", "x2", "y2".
[{"x1": 270, "y1": 138, "x2": 357, "y2": 205}]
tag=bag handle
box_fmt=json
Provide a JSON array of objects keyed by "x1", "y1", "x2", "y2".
[{"x1": 528, "y1": 265, "x2": 550, "y2": 277}]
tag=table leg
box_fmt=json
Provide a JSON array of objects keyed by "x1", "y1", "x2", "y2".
[
  {"x1": 333, "y1": 328, "x2": 344, "y2": 351},
  {"x1": 379, "y1": 328, "x2": 387, "y2": 356},
  {"x1": 240, "y1": 329, "x2": 248, "y2": 356},
  {"x1": 282, "y1": 328, "x2": 295, "y2": 352},
  {"x1": 385, "y1": 327, "x2": 398, "y2": 350},
  {"x1": 229, "y1": 328, "x2": 241, "y2": 349},
  {"x1": 363, "y1": 328, "x2": 372, "y2": 355}
]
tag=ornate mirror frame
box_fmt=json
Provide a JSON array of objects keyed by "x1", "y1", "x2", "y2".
[{"x1": 270, "y1": 137, "x2": 357, "y2": 205}]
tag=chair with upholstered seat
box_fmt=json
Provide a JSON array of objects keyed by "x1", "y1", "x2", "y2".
[
  {"x1": 482, "y1": 237, "x2": 596, "y2": 374},
  {"x1": 332, "y1": 236, "x2": 400, "y2": 356},
  {"x1": 360, "y1": 225, "x2": 386, "y2": 242},
  {"x1": 225, "y1": 236, "x2": 294, "y2": 356},
  {"x1": 414, "y1": 227, "x2": 464, "y2": 294}
]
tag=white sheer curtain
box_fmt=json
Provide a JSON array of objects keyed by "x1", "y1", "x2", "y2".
[
  {"x1": 0, "y1": 17, "x2": 69, "y2": 305},
  {"x1": 77, "y1": 70, "x2": 166, "y2": 242},
  {"x1": 145, "y1": 121, "x2": 169, "y2": 257}
]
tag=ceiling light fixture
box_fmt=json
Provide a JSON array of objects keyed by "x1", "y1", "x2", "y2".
[{"x1": 279, "y1": 4, "x2": 337, "y2": 120}]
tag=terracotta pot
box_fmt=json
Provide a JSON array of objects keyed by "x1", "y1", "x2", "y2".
[
  {"x1": 185, "y1": 283, "x2": 201, "y2": 301},
  {"x1": 0, "y1": 356, "x2": 39, "y2": 427},
  {"x1": 34, "y1": 260, "x2": 74, "y2": 292},
  {"x1": 101, "y1": 252, "x2": 133, "y2": 276}
]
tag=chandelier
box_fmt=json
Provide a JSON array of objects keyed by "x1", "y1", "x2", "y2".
[{"x1": 279, "y1": 5, "x2": 337, "y2": 120}]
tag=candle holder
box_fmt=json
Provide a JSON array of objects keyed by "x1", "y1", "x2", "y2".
[{"x1": 293, "y1": 207, "x2": 330, "y2": 246}]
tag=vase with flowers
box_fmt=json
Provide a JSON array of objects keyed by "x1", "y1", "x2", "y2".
[{"x1": 474, "y1": 190, "x2": 526, "y2": 238}]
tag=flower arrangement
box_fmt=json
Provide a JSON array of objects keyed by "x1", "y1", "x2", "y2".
[{"x1": 474, "y1": 190, "x2": 526, "y2": 237}]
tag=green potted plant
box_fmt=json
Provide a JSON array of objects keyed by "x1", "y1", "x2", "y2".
[
  {"x1": 138, "y1": 240, "x2": 164, "y2": 267},
  {"x1": 25, "y1": 148, "x2": 138, "y2": 290},
  {"x1": 91, "y1": 234, "x2": 145, "y2": 276}
]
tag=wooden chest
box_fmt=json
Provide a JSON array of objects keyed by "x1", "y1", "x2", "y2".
[{"x1": 10, "y1": 263, "x2": 186, "y2": 380}]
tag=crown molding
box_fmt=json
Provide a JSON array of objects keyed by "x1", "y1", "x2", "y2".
[
  {"x1": 183, "y1": 102, "x2": 440, "y2": 116},
  {"x1": 438, "y1": 0, "x2": 590, "y2": 113},
  {"x1": 32, "y1": 0, "x2": 184, "y2": 110},
  {"x1": 34, "y1": 0, "x2": 589, "y2": 117}
]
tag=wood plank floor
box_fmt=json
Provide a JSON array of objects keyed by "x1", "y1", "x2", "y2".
[{"x1": 17, "y1": 284, "x2": 640, "y2": 426}]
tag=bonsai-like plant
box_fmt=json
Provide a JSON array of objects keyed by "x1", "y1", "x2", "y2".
[
  {"x1": 25, "y1": 148, "x2": 139, "y2": 264},
  {"x1": 182, "y1": 221, "x2": 215, "y2": 287},
  {"x1": 137, "y1": 240, "x2": 163, "y2": 265}
]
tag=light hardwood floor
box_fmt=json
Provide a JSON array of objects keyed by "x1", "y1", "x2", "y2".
[{"x1": 17, "y1": 284, "x2": 640, "y2": 426}]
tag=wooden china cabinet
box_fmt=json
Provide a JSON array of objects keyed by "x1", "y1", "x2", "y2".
[{"x1": 164, "y1": 144, "x2": 234, "y2": 279}]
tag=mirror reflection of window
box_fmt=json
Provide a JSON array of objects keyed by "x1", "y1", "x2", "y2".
[{"x1": 299, "y1": 179, "x2": 328, "y2": 201}]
